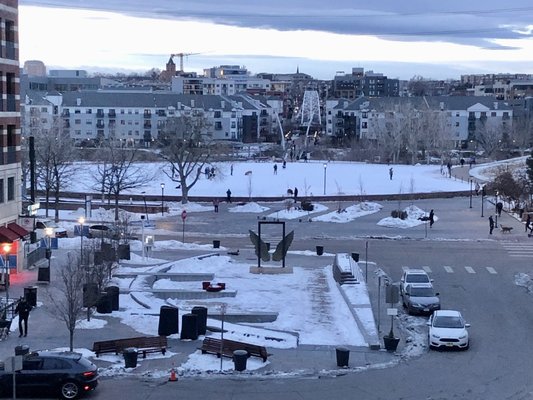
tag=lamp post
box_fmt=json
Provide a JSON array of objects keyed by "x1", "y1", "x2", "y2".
[
  {"x1": 2, "y1": 243, "x2": 11, "y2": 305},
  {"x1": 323, "y1": 163, "x2": 327, "y2": 195},
  {"x1": 78, "y1": 217, "x2": 85, "y2": 265},
  {"x1": 481, "y1": 186, "x2": 485, "y2": 217},
  {"x1": 469, "y1": 179, "x2": 473, "y2": 209},
  {"x1": 495, "y1": 191, "x2": 499, "y2": 228},
  {"x1": 141, "y1": 215, "x2": 145, "y2": 260},
  {"x1": 160, "y1": 183, "x2": 165, "y2": 216}
]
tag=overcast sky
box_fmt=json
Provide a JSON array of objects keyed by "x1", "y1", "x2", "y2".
[{"x1": 18, "y1": 1, "x2": 533, "y2": 80}]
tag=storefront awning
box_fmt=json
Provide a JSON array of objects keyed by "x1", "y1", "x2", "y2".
[
  {"x1": 7, "y1": 223, "x2": 30, "y2": 239},
  {"x1": 0, "y1": 226, "x2": 18, "y2": 243}
]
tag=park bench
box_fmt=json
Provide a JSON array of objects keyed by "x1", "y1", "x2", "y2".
[
  {"x1": 199, "y1": 337, "x2": 269, "y2": 362},
  {"x1": 92, "y1": 335, "x2": 167, "y2": 358}
]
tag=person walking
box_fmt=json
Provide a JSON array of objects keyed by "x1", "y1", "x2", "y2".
[
  {"x1": 489, "y1": 215, "x2": 495, "y2": 235},
  {"x1": 226, "y1": 189, "x2": 232, "y2": 203},
  {"x1": 294, "y1": 187, "x2": 298, "y2": 202},
  {"x1": 273, "y1": 164, "x2": 278, "y2": 175},
  {"x1": 389, "y1": 167, "x2": 393, "y2": 180},
  {"x1": 213, "y1": 198, "x2": 219, "y2": 213},
  {"x1": 15, "y1": 297, "x2": 32, "y2": 337},
  {"x1": 429, "y1": 209, "x2": 435, "y2": 228},
  {"x1": 230, "y1": 164, "x2": 234, "y2": 176},
  {"x1": 526, "y1": 214, "x2": 531, "y2": 233},
  {"x1": 496, "y1": 202, "x2": 503, "y2": 217},
  {"x1": 475, "y1": 182, "x2": 480, "y2": 196}
]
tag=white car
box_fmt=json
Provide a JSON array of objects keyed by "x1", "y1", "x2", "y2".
[
  {"x1": 427, "y1": 310, "x2": 470, "y2": 350},
  {"x1": 400, "y1": 269, "x2": 433, "y2": 295},
  {"x1": 35, "y1": 219, "x2": 68, "y2": 239}
]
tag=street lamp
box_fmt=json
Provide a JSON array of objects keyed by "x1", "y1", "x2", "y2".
[
  {"x1": 78, "y1": 216, "x2": 85, "y2": 265},
  {"x1": 2, "y1": 243, "x2": 11, "y2": 305},
  {"x1": 323, "y1": 163, "x2": 327, "y2": 195},
  {"x1": 44, "y1": 227, "x2": 54, "y2": 269},
  {"x1": 495, "y1": 190, "x2": 499, "y2": 228},
  {"x1": 160, "y1": 183, "x2": 165, "y2": 216},
  {"x1": 469, "y1": 180, "x2": 473, "y2": 209}
]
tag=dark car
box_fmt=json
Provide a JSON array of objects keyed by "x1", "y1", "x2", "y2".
[
  {"x1": 0, "y1": 351, "x2": 98, "y2": 399},
  {"x1": 88, "y1": 224, "x2": 120, "y2": 239},
  {"x1": 401, "y1": 283, "x2": 440, "y2": 315}
]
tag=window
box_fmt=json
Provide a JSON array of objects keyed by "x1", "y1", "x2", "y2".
[
  {"x1": 7, "y1": 177, "x2": 14, "y2": 201},
  {"x1": 455, "y1": 122, "x2": 460, "y2": 127},
  {"x1": 491, "y1": 112, "x2": 496, "y2": 117},
  {"x1": 0, "y1": 179, "x2": 3, "y2": 203},
  {"x1": 75, "y1": 119, "x2": 81, "y2": 125},
  {"x1": 86, "y1": 109, "x2": 92, "y2": 114}
]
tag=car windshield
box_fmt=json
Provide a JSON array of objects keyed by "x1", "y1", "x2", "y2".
[
  {"x1": 406, "y1": 274, "x2": 430, "y2": 283},
  {"x1": 410, "y1": 287, "x2": 434, "y2": 297},
  {"x1": 433, "y1": 316, "x2": 464, "y2": 328}
]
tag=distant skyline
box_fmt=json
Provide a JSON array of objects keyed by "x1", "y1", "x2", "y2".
[{"x1": 18, "y1": 1, "x2": 533, "y2": 80}]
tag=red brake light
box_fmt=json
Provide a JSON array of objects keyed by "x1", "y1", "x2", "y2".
[{"x1": 83, "y1": 371, "x2": 96, "y2": 378}]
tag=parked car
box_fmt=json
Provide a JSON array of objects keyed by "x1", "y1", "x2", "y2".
[
  {"x1": 400, "y1": 269, "x2": 433, "y2": 295},
  {"x1": 401, "y1": 283, "x2": 440, "y2": 315},
  {"x1": 427, "y1": 310, "x2": 470, "y2": 350},
  {"x1": 0, "y1": 350, "x2": 98, "y2": 399},
  {"x1": 35, "y1": 219, "x2": 68, "y2": 239},
  {"x1": 88, "y1": 224, "x2": 120, "y2": 239}
]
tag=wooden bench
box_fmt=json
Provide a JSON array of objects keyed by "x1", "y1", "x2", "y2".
[
  {"x1": 92, "y1": 336, "x2": 167, "y2": 358},
  {"x1": 199, "y1": 337, "x2": 269, "y2": 362}
]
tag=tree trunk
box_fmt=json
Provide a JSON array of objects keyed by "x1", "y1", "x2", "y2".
[
  {"x1": 181, "y1": 186, "x2": 189, "y2": 204},
  {"x1": 114, "y1": 193, "x2": 120, "y2": 221},
  {"x1": 69, "y1": 329, "x2": 74, "y2": 352}
]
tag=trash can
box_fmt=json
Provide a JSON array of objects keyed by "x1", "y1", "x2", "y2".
[
  {"x1": 24, "y1": 286, "x2": 37, "y2": 307},
  {"x1": 213, "y1": 240, "x2": 220, "y2": 249},
  {"x1": 233, "y1": 349, "x2": 249, "y2": 371},
  {"x1": 351, "y1": 252, "x2": 359, "y2": 262},
  {"x1": 316, "y1": 245, "x2": 324, "y2": 256},
  {"x1": 83, "y1": 283, "x2": 98, "y2": 308},
  {"x1": 158, "y1": 306, "x2": 179, "y2": 336},
  {"x1": 106, "y1": 286, "x2": 119, "y2": 311},
  {"x1": 123, "y1": 347, "x2": 138, "y2": 368},
  {"x1": 37, "y1": 267, "x2": 50, "y2": 282},
  {"x1": 96, "y1": 292, "x2": 112, "y2": 314},
  {"x1": 336, "y1": 347, "x2": 350, "y2": 367},
  {"x1": 180, "y1": 313, "x2": 198, "y2": 340},
  {"x1": 15, "y1": 345, "x2": 29, "y2": 356},
  {"x1": 191, "y1": 306, "x2": 208, "y2": 336}
]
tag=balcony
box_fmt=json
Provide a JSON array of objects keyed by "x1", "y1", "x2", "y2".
[
  {"x1": 143, "y1": 121, "x2": 151, "y2": 129},
  {"x1": 108, "y1": 110, "x2": 116, "y2": 118},
  {"x1": 96, "y1": 121, "x2": 105, "y2": 129},
  {"x1": 62, "y1": 110, "x2": 70, "y2": 117},
  {"x1": 144, "y1": 112, "x2": 151, "y2": 119},
  {"x1": 63, "y1": 120, "x2": 70, "y2": 128},
  {"x1": 96, "y1": 110, "x2": 104, "y2": 118}
]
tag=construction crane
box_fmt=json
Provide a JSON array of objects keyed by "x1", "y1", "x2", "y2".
[{"x1": 170, "y1": 52, "x2": 200, "y2": 72}]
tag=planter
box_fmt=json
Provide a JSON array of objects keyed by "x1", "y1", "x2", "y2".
[
  {"x1": 316, "y1": 245, "x2": 324, "y2": 256},
  {"x1": 213, "y1": 240, "x2": 220, "y2": 248},
  {"x1": 383, "y1": 335, "x2": 400, "y2": 352}
]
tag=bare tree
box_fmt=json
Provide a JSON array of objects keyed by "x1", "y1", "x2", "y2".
[
  {"x1": 34, "y1": 120, "x2": 77, "y2": 221},
  {"x1": 408, "y1": 76, "x2": 430, "y2": 96},
  {"x1": 475, "y1": 118, "x2": 506, "y2": 156},
  {"x1": 45, "y1": 252, "x2": 85, "y2": 352},
  {"x1": 158, "y1": 114, "x2": 214, "y2": 204},
  {"x1": 92, "y1": 143, "x2": 154, "y2": 221}
]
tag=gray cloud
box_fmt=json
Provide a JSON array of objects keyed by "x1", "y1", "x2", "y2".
[{"x1": 20, "y1": 1, "x2": 533, "y2": 49}]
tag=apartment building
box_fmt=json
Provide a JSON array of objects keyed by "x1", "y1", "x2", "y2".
[
  {"x1": 0, "y1": 0, "x2": 28, "y2": 274},
  {"x1": 332, "y1": 68, "x2": 400, "y2": 99}
]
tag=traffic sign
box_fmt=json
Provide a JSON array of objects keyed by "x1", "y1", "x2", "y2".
[{"x1": 181, "y1": 210, "x2": 187, "y2": 221}]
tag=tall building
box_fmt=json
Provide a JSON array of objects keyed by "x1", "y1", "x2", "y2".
[{"x1": 0, "y1": 1, "x2": 28, "y2": 275}]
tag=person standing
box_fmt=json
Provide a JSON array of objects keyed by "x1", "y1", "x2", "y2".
[
  {"x1": 489, "y1": 215, "x2": 495, "y2": 235},
  {"x1": 230, "y1": 164, "x2": 234, "y2": 176},
  {"x1": 213, "y1": 198, "x2": 219, "y2": 213},
  {"x1": 389, "y1": 167, "x2": 393, "y2": 180},
  {"x1": 429, "y1": 209, "x2": 435, "y2": 228},
  {"x1": 294, "y1": 187, "x2": 298, "y2": 202},
  {"x1": 475, "y1": 182, "x2": 480, "y2": 196},
  {"x1": 226, "y1": 189, "x2": 232, "y2": 203},
  {"x1": 273, "y1": 164, "x2": 278, "y2": 175},
  {"x1": 15, "y1": 297, "x2": 32, "y2": 337}
]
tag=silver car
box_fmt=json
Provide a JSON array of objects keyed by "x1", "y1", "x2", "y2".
[{"x1": 402, "y1": 283, "x2": 440, "y2": 315}]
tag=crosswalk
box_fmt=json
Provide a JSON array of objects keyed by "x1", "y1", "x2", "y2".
[
  {"x1": 402, "y1": 265, "x2": 498, "y2": 275},
  {"x1": 501, "y1": 243, "x2": 533, "y2": 258}
]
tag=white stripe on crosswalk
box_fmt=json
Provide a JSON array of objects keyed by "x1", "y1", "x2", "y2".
[
  {"x1": 486, "y1": 267, "x2": 497, "y2": 274},
  {"x1": 465, "y1": 266, "x2": 475, "y2": 274},
  {"x1": 444, "y1": 266, "x2": 454, "y2": 273},
  {"x1": 422, "y1": 266, "x2": 432, "y2": 273}
]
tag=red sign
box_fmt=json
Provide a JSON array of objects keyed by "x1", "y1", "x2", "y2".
[{"x1": 181, "y1": 210, "x2": 187, "y2": 221}]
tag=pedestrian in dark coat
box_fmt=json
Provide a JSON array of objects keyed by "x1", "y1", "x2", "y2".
[
  {"x1": 489, "y1": 215, "x2": 495, "y2": 235},
  {"x1": 213, "y1": 198, "x2": 219, "y2": 213},
  {"x1": 294, "y1": 187, "x2": 298, "y2": 202},
  {"x1": 15, "y1": 297, "x2": 32, "y2": 337},
  {"x1": 429, "y1": 209, "x2": 435, "y2": 228},
  {"x1": 526, "y1": 214, "x2": 531, "y2": 233},
  {"x1": 389, "y1": 167, "x2": 393, "y2": 180},
  {"x1": 226, "y1": 189, "x2": 232, "y2": 203},
  {"x1": 273, "y1": 164, "x2": 278, "y2": 174},
  {"x1": 496, "y1": 202, "x2": 503, "y2": 217}
]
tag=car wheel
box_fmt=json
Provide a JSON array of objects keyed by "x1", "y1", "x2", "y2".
[
  {"x1": 464, "y1": 341, "x2": 470, "y2": 351},
  {"x1": 60, "y1": 381, "x2": 80, "y2": 399}
]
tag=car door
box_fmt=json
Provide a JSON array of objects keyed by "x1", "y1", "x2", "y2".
[{"x1": 17, "y1": 356, "x2": 44, "y2": 392}]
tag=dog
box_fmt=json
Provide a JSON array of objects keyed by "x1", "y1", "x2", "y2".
[{"x1": 500, "y1": 226, "x2": 513, "y2": 233}]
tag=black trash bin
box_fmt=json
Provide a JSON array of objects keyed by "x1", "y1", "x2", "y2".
[
  {"x1": 233, "y1": 350, "x2": 249, "y2": 371},
  {"x1": 106, "y1": 286, "x2": 119, "y2": 311},
  {"x1": 96, "y1": 292, "x2": 112, "y2": 314},
  {"x1": 158, "y1": 306, "x2": 179, "y2": 336},
  {"x1": 316, "y1": 245, "x2": 324, "y2": 256},
  {"x1": 24, "y1": 286, "x2": 37, "y2": 307},
  {"x1": 191, "y1": 306, "x2": 208, "y2": 336},
  {"x1": 336, "y1": 347, "x2": 350, "y2": 367},
  {"x1": 83, "y1": 283, "x2": 98, "y2": 308},
  {"x1": 123, "y1": 347, "x2": 138, "y2": 368},
  {"x1": 180, "y1": 313, "x2": 198, "y2": 340},
  {"x1": 213, "y1": 240, "x2": 220, "y2": 249},
  {"x1": 15, "y1": 345, "x2": 29, "y2": 356},
  {"x1": 37, "y1": 267, "x2": 50, "y2": 282}
]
